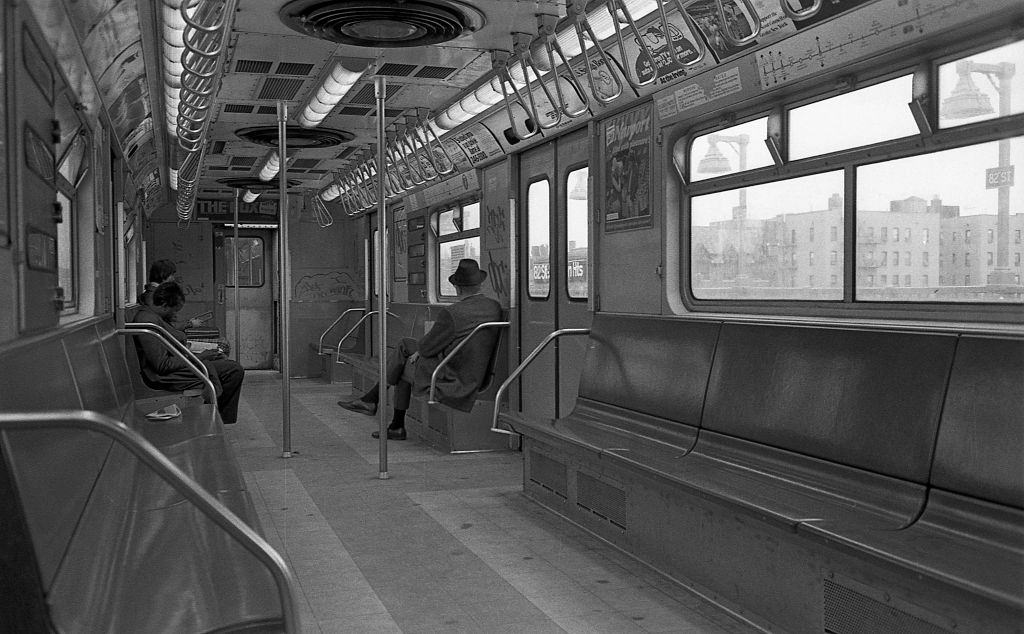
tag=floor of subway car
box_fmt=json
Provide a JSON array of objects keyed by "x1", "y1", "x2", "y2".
[{"x1": 226, "y1": 372, "x2": 756, "y2": 634}]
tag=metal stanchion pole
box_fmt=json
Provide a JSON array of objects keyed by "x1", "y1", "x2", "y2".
[
  {"x1": 232, "y1": 189, "x2": 240, "y2": 363},
  {"x1": 375, "y1": 75, "x2": 389, "y2": 479},
  {"x1": 278, "y1": 101, "x2": 293, "y2": 458}
]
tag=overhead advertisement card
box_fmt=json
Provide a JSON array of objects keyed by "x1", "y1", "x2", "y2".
[{"x1": 603, "y1": 104, "x2": 653, "y2": 232}]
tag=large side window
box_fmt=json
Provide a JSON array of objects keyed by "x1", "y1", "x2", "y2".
[
  {"x1": 436, "y1": 201, "x2": 481, "y2": 298},
  {"x1": 566, "y1": 166, "x2": 589, "y2": 299},
  {"x1": 678, "y1": 38, "x2": 1023, "y2": 315},
  {"x1": 527, "y1": 180, "x2": 551, "y2": 299},
  {"x1": 54, "y1": 91, "x2": 90, "y2": 314}
]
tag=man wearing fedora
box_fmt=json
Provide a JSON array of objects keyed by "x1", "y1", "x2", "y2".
[{"x1": 339, "y1": 258, "x2": 503, "y2": 440}]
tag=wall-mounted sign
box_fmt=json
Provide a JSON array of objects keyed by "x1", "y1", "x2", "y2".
[{"x1": 603, "y1": 104, "x2": 653, "y2": 232}]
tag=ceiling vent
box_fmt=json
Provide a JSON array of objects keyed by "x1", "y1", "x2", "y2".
[
  {"x1": 223, "y1": 103, "x2": 255, "y2": 114},
  {"x1": 415, "y1": 65, "x2": 456, "y2": 79},
  {"x1": 378, "y1": 63, "x2": 417, "y2": 77},
  {"x1": 235, "y1": 59, "x2": 273, "y2": 74},
  {"x1": 257, "y1": 105, "x2": 277, "y2": 115},
  {"x1": 275, "y1": 62, "x2": 315, "y2": 76},
  {"x1": 235, "y1": 126, "x2": 355, "y2": 148},
  {"x1": 257, "y1": 77, "x2": 306, "y2": 100},
  {"x1": 291, "y1": 158, "x2": 322, "y2": 169},
  {"x1": 348, "y1": 83, "x2": 401, "y2": 105},
  {"x1": 279, "y1": 0, "x2": 484, "y2": 48},
  {"x1": 217, "y1": 177, "x2": 303, "y2": 191}
]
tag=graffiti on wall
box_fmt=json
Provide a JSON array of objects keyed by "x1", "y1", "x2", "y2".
[{"x1": 293, "y1": 270, "x2": 363, "y2": 301}]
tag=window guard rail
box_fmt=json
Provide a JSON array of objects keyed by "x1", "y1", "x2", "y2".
[
  {"x1": 119, "y1": 324, "x2": 218, "y2": 412},
  {"x1": 333, "y1": 310, "x2": 407, "y2": 365},
  {"x1": 0, "y1": 410, "x2": 300, "y2": 633},
  {"x1": 316, "y1": 308, "x2": 367, "y2": 355},
  {"x1": 428, "y1": 321, "x2": 511, "y2": 405},
  {"x1": 490, "y1": 328, "x2": 591, "y2": 435}
]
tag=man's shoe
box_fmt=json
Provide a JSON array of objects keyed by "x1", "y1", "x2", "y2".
[
  {"x1": 371, "y1": 428, "x2": 407, "y2": 440},
  {"x1": 338, "y1": 399, "x2": 377, "y2": 416}
]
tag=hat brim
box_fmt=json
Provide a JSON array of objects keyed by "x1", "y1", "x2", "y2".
[{"x1": 449, "y1": 270, "x2": 487, "y2": 286}]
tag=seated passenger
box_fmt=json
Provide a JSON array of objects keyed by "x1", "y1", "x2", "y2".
[
  {"x1": 138, "y1": 259, "x2": 204, "y2": 329},
  {"x1": 134, "y1": 282, "x2": 245, "y2": 425},
  {"x1": 339, "y1": 259, "x2": 502, "y2": 440}
]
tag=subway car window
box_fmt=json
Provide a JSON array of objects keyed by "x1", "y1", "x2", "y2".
[
  {"x1": 938, "y1": 40, "x2": 1024, "y2": 129},
  {"x1": 55, "y1": 131, "x2": 90, "y2": 314},
  {"x1": 689, "y1": 117, "x2": 773, "y2": 183},
  {"x1": 690, "y1": 171, "x2": 845, "y2": 300},
  {"x1": 527, "y1": 179, "x2": 551, "y2": 299},
  {"x1": 566, "y1": 167, "x2": 589, "y2": 299},
  {"x1": 789, "y1": 74, "x2": 917, "y2": 159},
  {"x1": 856, "y1": 137, "x2": 1024, "y2": 301},
  {"x1": 225, "y1": 237, "x2": 264, "y2": 287},
  {"x1": 436, "y1": 201, "x2": 481, "y2": 298}
]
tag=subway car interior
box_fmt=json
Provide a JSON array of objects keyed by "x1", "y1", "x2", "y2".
[{"x1": 1, "y1": 0, "x2": 1023, "y2": 631}]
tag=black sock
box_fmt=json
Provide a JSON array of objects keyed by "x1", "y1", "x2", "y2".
[
  {"x1": 361, "y1": 385, "x2": 379, "y2": 404},
  {"x1": 389, "y1": 409, "x2": 406, "y2": 429}
]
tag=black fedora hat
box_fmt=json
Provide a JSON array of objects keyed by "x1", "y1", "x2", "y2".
[{"x1": 448, "y1": 258, "x2": 487, "y2": 286}]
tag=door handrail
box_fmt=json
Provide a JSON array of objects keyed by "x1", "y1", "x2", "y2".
[
  {"x1": 0, "y1": 410, "x2": 301, "y2": 633},
  {"x1": 427, "y1": 321, "x2": 510, "y2": 405},
  {"x1": 333, "y1": 310, "x2": 407, "y2": 365},
  {"x1": 120, "y1": 324, "x2": 218, "y2": 412},
  {"x1": 317, "y1": 308, "x2": 366, "y2": 355},
  {"x1": 490, "y1": 328, "x2": 591, "y2": 435}
]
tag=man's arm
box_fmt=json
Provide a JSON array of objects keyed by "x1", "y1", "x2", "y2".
[
  {"x1": 134, "y1": 314, "x2": 189, "y2": 375},
  {"x1": 417, "y1": 310, "x2": 455, "y2": 358}
]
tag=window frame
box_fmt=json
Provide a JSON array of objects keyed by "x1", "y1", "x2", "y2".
[
  {"x1": 674, "y1": 36, "x2": 1024, "y2": 323},
  {"x1": 433, "y1": 197, "x2": 482, "y2": 301},
  {"x1": 525, "y1": 176, "x2": 552, "y2": 301},
  {"x1": 563, "y1": 162, "x2": 590, "y2": 302}
]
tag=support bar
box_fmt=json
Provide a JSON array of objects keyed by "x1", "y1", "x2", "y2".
[
  {"x1": 427, "y1": 321, "x2": 510, "y2": 405},
  {"x1": 0, "y1": 410, "x2": 301, "y2": 633},
  {"x1": 490, "y1": 328, "x2": 591, "y2": 435}
]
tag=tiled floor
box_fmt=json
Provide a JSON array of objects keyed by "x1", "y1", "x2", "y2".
[{"x1": 226, "y1": 372, "x2": 758, "y2": 634}]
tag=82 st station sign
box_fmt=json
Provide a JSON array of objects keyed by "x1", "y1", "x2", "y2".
[{"x1": 985, "y1": 165, "x2": 1015, "y2": 189}]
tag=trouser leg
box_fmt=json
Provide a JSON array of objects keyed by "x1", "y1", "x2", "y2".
[{"x1": 210, "y1": 359, "x2": 245, "y2": 424}]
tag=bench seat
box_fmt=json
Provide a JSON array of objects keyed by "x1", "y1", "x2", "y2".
[{"x1": 511, "y1": 313, "x2": 1021, "y2": 630}]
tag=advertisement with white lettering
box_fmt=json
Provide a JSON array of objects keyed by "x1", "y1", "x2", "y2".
[{"x1": 604, "y1": 104, "x2": 653, "y2": 232}]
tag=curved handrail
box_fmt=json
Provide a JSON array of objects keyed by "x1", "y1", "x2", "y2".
[
  {"x1": 657, "y1": 0, "x2": 708, "y2": 68},
  {"x1": 605, "y1": 0, "x2": 659, "y2": 89},
  {"x1": 317, "y1": 308, "x2": 366, "y2": 355},
  {"x1": 0, "y1": 410, "x2": 300, "y2": 633},
  {"x1": 333, "y1": 310, "x2": 408, "y2": 365},
  {"x1": 779, "y1": 0, "x2": 821, "y2": 21},
  {"x1": 120, "y1": 323, "x2": 217, "y2": 411},
  {"x1": 490, "y1": 328, "x2": 591, "y2": 435},
  {"x1": 427, "y1": 321, "x2": 510, "y2": 405},
  {"x1": 513, "y1": 32, "x2": 563, "y2": 130},
  {"x1": 568, "y1": 1, "x2": 624, "y2": 105}
]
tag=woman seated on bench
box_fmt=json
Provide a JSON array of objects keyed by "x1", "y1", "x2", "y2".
[
  {"x1": 339, "y1": 259, "x2": 502, "y2": 440},
  {"x1": 134, "y1": 282, "x2": 245, "y2": 425}
]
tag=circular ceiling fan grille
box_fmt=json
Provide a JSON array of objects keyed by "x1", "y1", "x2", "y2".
[
  {"x1": 279, "y1": 0, "x2": 484, "y2": 47},
  {"x1": 235, "y1": 126, "x2": 354, "y2": 148}
]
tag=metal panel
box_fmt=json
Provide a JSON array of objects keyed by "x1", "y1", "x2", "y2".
[
  {"x1": 554, "y1": 129, "x2": 592, "y2": 418},
  {"x1": 518, "y1": 142, "x2": 556, "y2": 421}
]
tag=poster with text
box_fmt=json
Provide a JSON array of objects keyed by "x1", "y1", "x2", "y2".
[{"x1": 603, "y1": 104, "x2": 652, "y2": 232}]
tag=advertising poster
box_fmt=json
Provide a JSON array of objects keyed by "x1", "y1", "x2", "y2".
[
  {"x1": 683, "y1": 0, "x2": 761, "y2": 61},
  {"x1": 603, "y1": 104, "x2": 652, "y2": 232},
  {"x1": 626, "y1": 6, "x2": 716, "y2": 88}
]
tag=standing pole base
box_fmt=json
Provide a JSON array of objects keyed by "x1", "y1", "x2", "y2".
[
  {"x1": 282, "y1": 451, "x2": 293, "y2": 458},
  {"x1": 378, "y1": 471, "x2": 389, "y2": 480}
]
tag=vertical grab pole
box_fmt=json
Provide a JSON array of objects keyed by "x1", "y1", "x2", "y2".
[
  {"x1": 232, "y1": 188, "x2": 241, "y2": 364},
  {"x1": 375, "y1": 75, "x2": 389, "y2": 479},
  {"x1": 278, "y1": 100, "x2": 293, "y2": 458}
]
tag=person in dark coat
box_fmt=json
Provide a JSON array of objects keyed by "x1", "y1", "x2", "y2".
[
  {"x1": 339, "y1": 259, "x2": 503, "y2": 440},
  {"x1": 134, "y1": 282, "x2": 245, "y2": 424}
]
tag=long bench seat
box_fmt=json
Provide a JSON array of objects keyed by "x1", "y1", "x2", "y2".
[
  {"x1": 0, "y1": 316, "x2": 290, "y2": 631},
  {"x1": 508, "y1": 313, "x2": 1022, "y2": 631}
]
